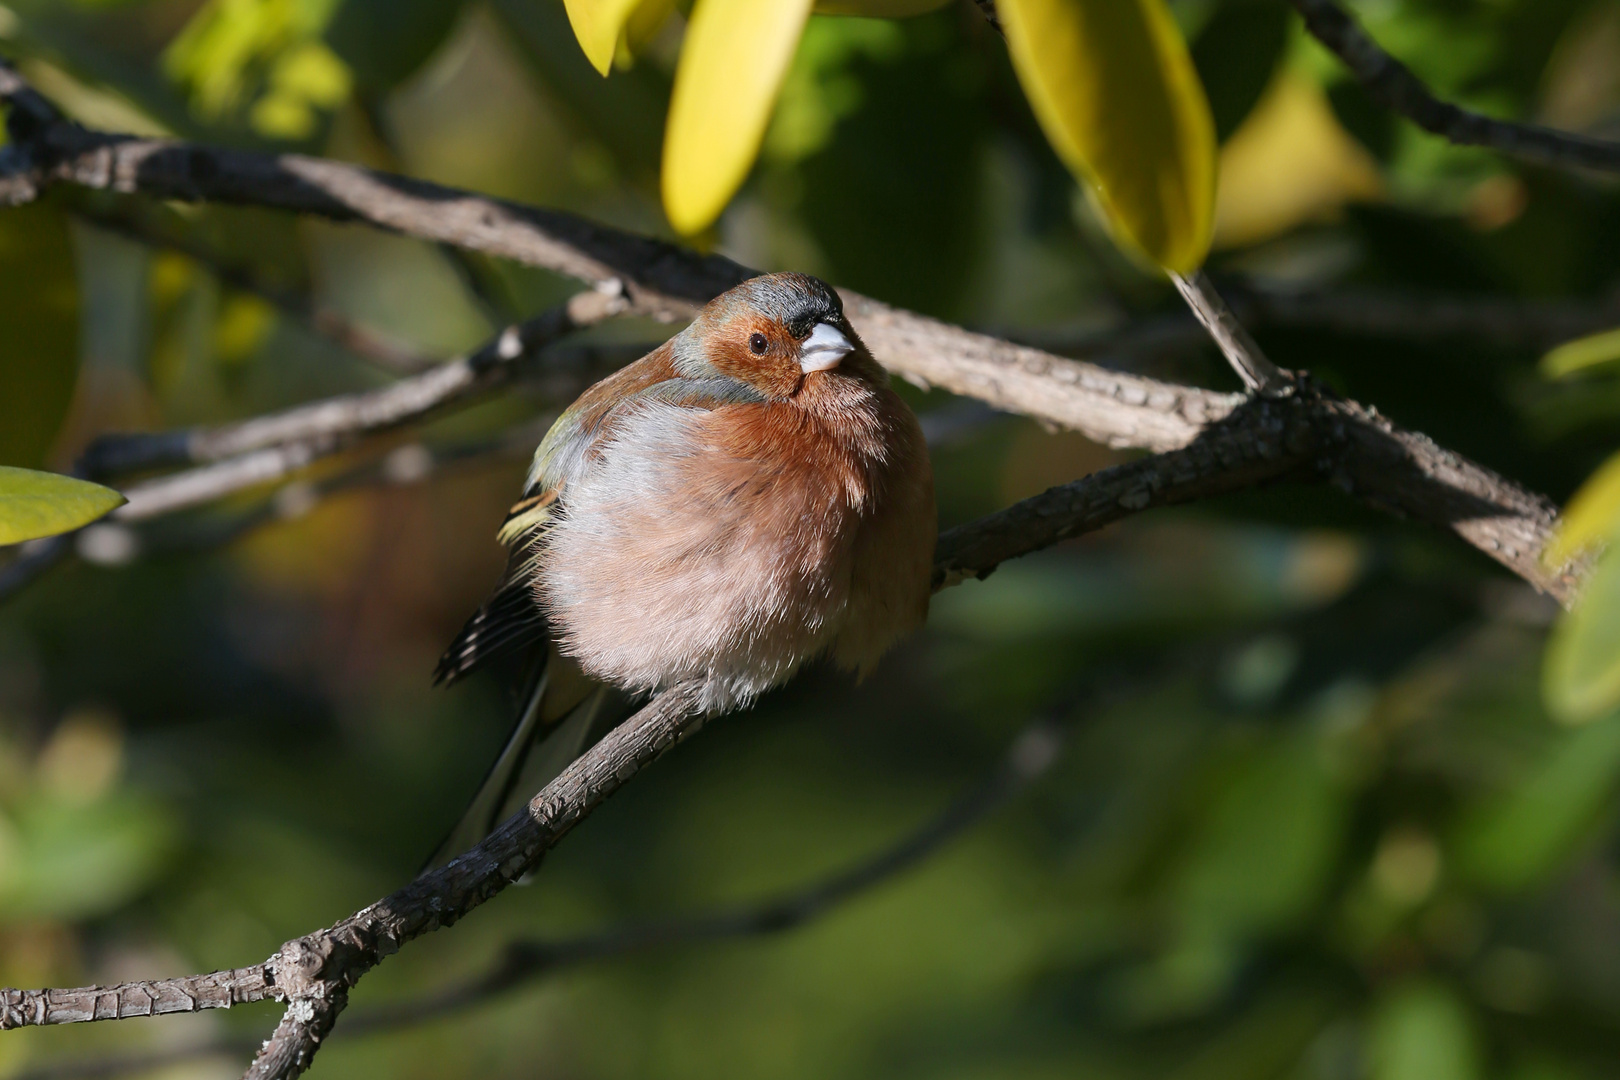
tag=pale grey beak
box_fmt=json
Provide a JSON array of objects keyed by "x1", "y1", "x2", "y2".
[{"x1": 799, "y1": 321, "x2": 853, "y2": 373}]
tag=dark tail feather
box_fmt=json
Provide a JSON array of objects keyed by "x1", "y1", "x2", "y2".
[
  {"x1": 435, "y1": 572, "x2": 547, "y2": 687},
  {"x1": 423, "y1": 677, "x2": 627, "y2": 871}
]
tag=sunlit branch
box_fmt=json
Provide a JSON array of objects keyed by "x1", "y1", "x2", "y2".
[
  {"x1": 87, "y1": 286, "x2": 627, "y2": 512},
  {"x1": 0, "y1": 57, "x2": 1579, "y2": 602}
]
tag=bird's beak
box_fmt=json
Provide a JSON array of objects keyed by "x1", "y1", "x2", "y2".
[{"x1": 799, "y1": 322, "x2": 853, "y2": 373}]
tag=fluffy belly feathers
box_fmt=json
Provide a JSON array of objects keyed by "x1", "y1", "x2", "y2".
[{"x1": 534, "y1": 399, "x2": 931, "y2": 711}]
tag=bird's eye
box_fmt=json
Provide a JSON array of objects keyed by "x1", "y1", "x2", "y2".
[{"x1": 748, "y1": 332, "x2": 769, "y2": 355}]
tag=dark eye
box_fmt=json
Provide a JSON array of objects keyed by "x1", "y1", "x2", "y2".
[{"x1": 748, "y1": 332, "x2": 769, "y2": 355}]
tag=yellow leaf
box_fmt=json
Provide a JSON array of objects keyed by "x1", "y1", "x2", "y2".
[
  {"x1": 1214, "y1": 72, "x2": 1382, "y2": 250},
  {"x1": 623, "y1": 0, "x2": 678, "y2": 57},
  {"x1": 1542, "y1": 326, "x2": 1620, "y2": 380},
  {"x1": 1546, "y1": 449, "x2": 1620, "y2": 568},
  {"x1": 564, "y1": 0, "x2": 649, "y2": 76},
  {"x1": 998, "y1": 0, "x2": 1217, "y2": 273},
  {"x1": 812, "y1": 0, "x2": 952, "y2": 14},
  {"x1": 663, "y1": 0, "x2": 814, "y2": 234},
  {"x1": 1545, "y1": 549, "x2": 1620, "y2": 724}
]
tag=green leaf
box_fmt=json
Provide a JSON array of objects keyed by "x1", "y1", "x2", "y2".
[
  {"x1": 997, "y1": 0, "x2": 1217, "y2": 272},
  {"x1": 1172, "y1": 735, "x2": 1347, "y2": 938},
  {"x1": 1544, "y1": 547, "x2": 1620, "y2": 724},
  {"x1": 1542, "y1": 326, "x2": 1620, "y2": 379},
  {"x1": 0, "y1": 467, "x2": 126, "y2": 546},
  {"x1": 1371, "y1": 981, "x2": 1481, "y2": 1080},
  {"x1": 1544, "y1": 448, "x2": 1620, "y2": 567},
  {"x1": 663, "y1": 0, "x2": 815, "y2": 234},
  {"x1": 0, "y1": 793, "x2": 177, "y2": 922},
  {"x1": 1456, "y1": 713, "x2": 1620, "y2": 890},
  {"x1": 0, "y1": 201, "x2": 80, "y2": 468}
]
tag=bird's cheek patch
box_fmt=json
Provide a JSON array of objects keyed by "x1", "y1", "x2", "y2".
[{"x1": 712, "y1": 319, "x2": 801, "y2": 398}]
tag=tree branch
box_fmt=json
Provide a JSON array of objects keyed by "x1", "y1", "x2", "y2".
[
  {"x1": 1027, "y1": 282, "x2": 1620, "y2": 365},
  {"x1": 0, "y1": 56, "x2": 1235, "y2": 452},
  {"x1": 1170, "y1": 270, "x2": 1291, "y2": 395},
  {"x1": 77, "y1": 285, "x2": 626, "y2": 526},
  {"x1": 0, "y1": 59, "x2": 1577, "y2": 598},
  {"x1": 936, "y1": 376, "x2": 1575, "y2": 602},
  {"x1": 0, "y1": 394, "x2": 1566, "y2": 1066},
  {"x1": 1288, "y1": 0, "x2": 1620, "y2": 174},
  {"x1": 0, "y1": 683, "x2": 714, "y2": 1078},
  {"x1": 12, "y1": 718, "x2": 1064, "y2": 1080}
]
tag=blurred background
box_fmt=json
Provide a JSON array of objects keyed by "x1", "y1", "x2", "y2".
[{"x1": 1, "y1": 0, "x2": 1619, "y2": 1077}]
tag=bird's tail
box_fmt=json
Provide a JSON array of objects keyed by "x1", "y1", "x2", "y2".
[{"x1": 423, "y1": 650, "x2": 625, "y2": 871}]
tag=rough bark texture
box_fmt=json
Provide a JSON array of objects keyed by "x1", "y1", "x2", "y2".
[
  {"x1": 936, "y1": 379, "x2": 1574, "y2": 602},
  {"x1": 0, "y1": 67, "x2": 1573, "y2": 603}
]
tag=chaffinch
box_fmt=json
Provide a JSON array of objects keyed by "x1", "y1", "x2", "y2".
[{"x1": 433, "y1": 273, "x2": 936, "y2": 852}]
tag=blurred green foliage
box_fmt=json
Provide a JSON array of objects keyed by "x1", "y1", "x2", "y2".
[
  {"x1": 0, "y1": 202, "x2": 77, "y2": 469},
  {"x1": 2, "y1": 1, "x2": 1620, "y2": 1079}
]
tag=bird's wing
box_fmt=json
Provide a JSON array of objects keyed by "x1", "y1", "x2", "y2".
[
  {"x1": 430, "y1": 355, "x2": 676, "y2": 687},
  {"x1": 432, "y1": 489, "x2": 557, "y2": 687},
  {"x1": 437, "y1": 357, "x2": 769, "y2": 684},
  {"x1": 429, "y1": 342, "x2": 768, "y2": 861}
]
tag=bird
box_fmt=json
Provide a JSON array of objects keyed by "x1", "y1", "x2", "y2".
[{"x1": 430, "y1": 272, "x2": 936, "y2": 861}]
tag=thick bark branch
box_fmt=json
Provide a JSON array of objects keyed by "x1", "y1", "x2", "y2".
[
  {"x1": 0, "y1": 38, "x2": 1587, "y2": 1080},
  {"x1": 0, "y1": 61, "x2": 1579, "y2": 603},
  {"x1": 936, "y1": 378, "x2": 1575, "y2": 602},
  {"x1": 0, "y1": 685, "x2": 716, "y2": 1076},
  {"x1": 0, "y1": 64, "x2": 1232, "y2": 453},
  {"x1": 0, "y1": 404, "x2": 1569, "y2": 1060}
]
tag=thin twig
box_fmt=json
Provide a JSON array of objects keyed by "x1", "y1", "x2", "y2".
[
  {"x1": 81, "y1": 286, "x2": 627, "y2": 524},
  {"x1": 1289, "y1": 0, "x2": 1620, "y2": 173},
  {"x1": 70, "y1": 428, "x2": 542, "y2": 574},
  {"x1": 1170, "y1": 271, "x2": 1291, "y2": 395},
  {"x1": 12, "y1": 718, "x2": 1065, "y2": 1080},
  {"x1": 1021, "y1": 283, "x2": 1620, "y2": 365}
]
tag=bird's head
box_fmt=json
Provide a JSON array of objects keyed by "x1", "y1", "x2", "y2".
[{"x1": 672, "y1": 273, "x2": 879, "y2": 400}]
